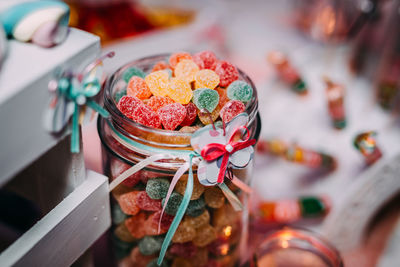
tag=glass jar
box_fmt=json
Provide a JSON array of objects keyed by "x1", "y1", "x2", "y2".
[
  {"x1": 98, "y1": 54, "x2": 261, "y2": 267},
  {"x1": 242, "y1": 228, "x2": 343, "y2": 267}
]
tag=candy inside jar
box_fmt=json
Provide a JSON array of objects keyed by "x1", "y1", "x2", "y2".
[{"x1": 98, "y1": 52, "x2": 261, "y2": 267}]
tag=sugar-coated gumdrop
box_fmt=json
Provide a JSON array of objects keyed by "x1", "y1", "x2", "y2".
[
  {"x1": 185, "y1": 209, "x2": 210, "y2": 229},
  {"x1": 198, "y1": 106, "x2": 220, "y2": 125},
  {"x1": 204, "y1": 187, "x2": 225, "y2": 208},
  {"x1": 152, "y1": 61, "x2": 170, "y2": 72},
  {"x1": 167, "y1": 78, "x2": 193, "y2": 104},
  {"x1": 145, "y1": 70, "x2": 169, "y2": 97},
  {"x1": 220, "y1": 100, "x2": 246, "y2": 123},
  {"x1": 179, "y1": 126, "x2": 200, "y2": 133},
  {"x1": 195, "y1": 69, "x2": 220, "y2": 89},
  {"x1": 118, "y1": 191, "x2": 140, "y2": 215},
  {"x1": 147, "y1": 258, "x2": 168, "y2": 267},
  {"x1": 169, "y1": 242, "x2": 198, "y2": 258},
  {"x1": 172, "y1": 220, "x2": 196, "y2": 243},
  {"x1": 193, "y1": 50, "x2": 218, "y2": 70},
  {"x1": 162, "y1": 192, "x2": 183, "y2": 216},
  {"x1": 130, "y1": 247, "x2": 154, "y2": 267},
  {"x1": 212, "y1": 204, "x2": 238, "y2": 228},
  {"x1": 146, "y1": 178, "x2": 170, "y2": 200},
  {"x1": 131, "y1": 104, "x2": 162, "y2": 128},
  {"x1": 136, "y1": 191, "x2": 162, "y2": 211},
  {"x1": 186, "y1": 197, "x2": 206, "y2": 217},
  {"x1": 117, "y1": 96, "x2": 142, "y2": 119},
  {"x1": 172, "y1": 257, "x2": 192, "y2": 267},
  {"x1": 193, "y1": 224, "x2": 217, "y2": 247},
  {"x1": 169, "y1": 52, "x2": 193, "y2": 69},
  {"x1": 127, "y1": 76, "x2": 152, "y2": 100},
  {"x1": 193, "y1": 88, "x2": 219, "y2": 112},
  {"x1": 180, "y1": 103, "x2": 198, "y2": 127},
  {"x1": 138, "y1": 236, "x2": 164, "y2": 255},
  {"x1": 123, "y1": 67, "x2": 146, "y2": 82},
  {"x1": 125, "y1": 212, "x2": 148, "y2": 239},
  {"x1": 215, "y1": 61, "x2": 239, "y2": 87},
  {"x1": 112, "y1": 203, "x2": 128, "y2": 225},
  {"x1": 146, "y1": 96, "x2": 174, "y2": 112},
  {"x1": 227, "y1": 80, "x2": 253, "y2": 102},
  {"x1": 158, "y1": 103, "x2": 187, "y2": 130},
  {"x1": 114, "y1": 223, "x2": 137, "y2": 243},
  {"x1": 175, "y1": 176, "x2": 205, "y2": 200},
  {"x1": 216, "y1": 87, "x2": 229, "y2": 108},
  {"x1": 149, "y1": 210, "x2": 174, "y2": 231},
  {"x1": 115, "y1": 89, "x2": 127, "y2": 102},
  {"x1": 174, "y1": 59, "x2": 199, "y2": 83}
]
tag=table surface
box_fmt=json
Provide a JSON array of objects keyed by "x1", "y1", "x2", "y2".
[{"x1": 82, "y1": 1, "x2": 400, "y2": 266}]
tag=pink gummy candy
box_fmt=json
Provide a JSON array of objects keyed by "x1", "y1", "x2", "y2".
[
  {"x1": 117, "y1": 95, "x2": 142, "y2": 119},
  {"x1": 181, "y1": 103, "x2": 198, "y2": 127},
  {"x1": 136, "y1": 191, "x2": 162, "y2": 211},
  {"x1": 220, "y1": 100, "x2": 246, "y2": 123},
  {"x1": 215, "y1": 61, "x2": 239, "y2": 87},
  {"x1": 131, "y1": 104, "x2": 162, "y2": 128},
  {"x1": 193, "y1": 51, "x2": 218, "y2": 70},
  {"x1": 158, "y1": 103, "x2": 187, "y2": 130},
  {"x1": 150, "y1": 210, "x2": 174, "y2": 231}
]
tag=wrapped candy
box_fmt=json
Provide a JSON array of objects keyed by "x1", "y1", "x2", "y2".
[
  {"x1": 353, "y1": 131, "x2": 382, "y2": 165},
  {"x1": 267, "y1": 51, "x2": 307, "y2": 94},
  {"x1": 324, "y1": 77, "x2": 346, "y2": 129}
]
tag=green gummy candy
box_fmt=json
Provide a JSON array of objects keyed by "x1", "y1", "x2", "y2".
[
  {"x1": 161, "y1": 192, "x2": 183, "y2": 215},
  {"x1": 111, "y1": 204, "x2": 127, "y2": 225},
  {"x1": 138, "y1": 236, "x2": 164, "y2": 255},
  {"x1": 193, "y1": 88, "x2": 219, "y2": 112},
  {"x1": 227, "y1": 80, "x2": 253, "y2": 102},
  {"x1": 122, "y1": 67, "x2": 146, "y2": 82},
  {"x1": 186, "y1": 197, "x2": 205, "y2": 217},
  {"x1": 146, "y1": 178, "x2": 170, "y2": 200},
  {"x1": 114, "y1": 89, "x2": 127, "y2": 102}
]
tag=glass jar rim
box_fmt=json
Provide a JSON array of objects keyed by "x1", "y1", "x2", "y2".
[{"x1": 103, "y1": 53, "x2": 259, "y2": 147}]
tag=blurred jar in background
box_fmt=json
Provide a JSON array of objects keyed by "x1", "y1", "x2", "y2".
[
  {"x1": 241, "y1": 228, "x2": 343, "y2": 267},
  {"x1": 292, "y1": 0, "x2": 378, "y2": 43},
  {"x1": 65, "y1": 0, "x2": 195, "y2": 43}
]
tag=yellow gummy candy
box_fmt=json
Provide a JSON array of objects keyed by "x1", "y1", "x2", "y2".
[
  {"x1": 198, "y1": 106, "x2": 220, "y2": 125},
  {"x1": 174, "y1": 59, "x2": 199, "y2": 83},
  {"x1": 195, "y1": 69, "x2": 220, "y2": 89},
  {"x1": 145, "y1": 70, "x2": 169, "y2": 97},
  {"x1": 168, "y1": 78, "x2": 193, "y2": 104}
]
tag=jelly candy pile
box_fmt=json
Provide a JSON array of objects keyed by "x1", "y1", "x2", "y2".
[
  {"x1": 111, "y1": 160, "x2": 242, "y2": 267},
  {"x1": 116, "y1": 51, "x2": 254, "y2": 131}
]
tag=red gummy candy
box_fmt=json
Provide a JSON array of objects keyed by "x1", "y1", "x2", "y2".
[
  {"x1": 127, "y1": 76, "x2": 152, "y2": 100},
  {"x1": 215, "y1": 61, "x2": 239, "y2": 87},
  {"x1": 131, "y1": 104, "x2": 162, "y2": 128},
  {"x1": 193, "y1": 51, "x2": 218, "y2": 70},
  {"x1": 151, "y1": 61, "x2": 170, "y2": 72},
  {"x1": 158, "y1": 103, "x2": 186, "y2": 130},
  {"x1": 146, "y1": 96, "x2": 174, "y2": 112},
  {"x1": 117, "y1": 95, "x2": 142, "y2": 119},
  {"x1": 169, "y1": 242, "x2": 198, "y2": 258},
  {"x1": 220, "y1": 100, "x2": 246, "y2": 123},
  {"x1": 118, "y1": 191, "x2": 140, "y2": 215},
  {"x1": 136, "y1": 191, "x2": 162, "y2": 211},
  {"x1": 150, "y1": 210, "x2": 174, "y2": 231},
  {"x1": 181, "y1": 103, "x2": 198, "y2": 126},
  {"x1": 125, "y1": 212, "x2": 148, "y2": 239},
  {"x1": 169, "y1": 52, "x2": 192, "y2": 69},
  {"x1": 111, "y1": 160, "x2": 142, "y2": 187}
]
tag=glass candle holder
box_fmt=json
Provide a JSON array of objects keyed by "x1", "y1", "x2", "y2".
[
  {"x1": 98, "y1": 54, "x2": 261, "y2": 266},
  {"x1": 243, "y1": 228, "x2": 343, "y2": 267}
]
